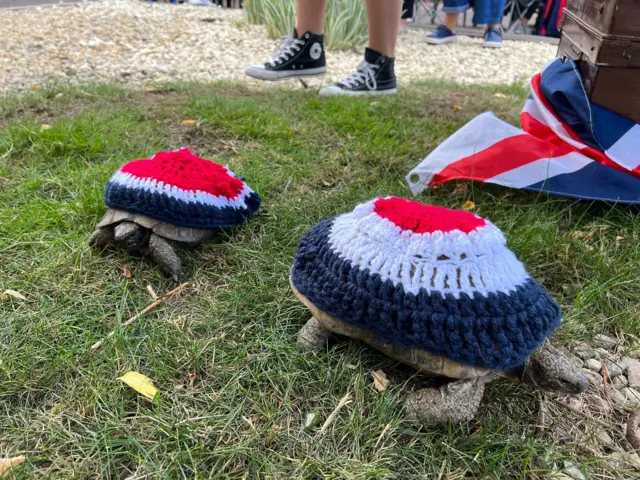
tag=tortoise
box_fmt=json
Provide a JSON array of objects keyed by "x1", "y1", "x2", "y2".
[
  {"x1": 89, "y1": 148, "x2": 261, "y2": 281},
  {"x1": 292, "y1": 280, "x2": 588, "y2": 425},
  {"x1": 289, "y1": 197, "x2": 588, "y2": 425},
  {"x1": 89, "y1": 208, "x2": 214, "y2": 282}
]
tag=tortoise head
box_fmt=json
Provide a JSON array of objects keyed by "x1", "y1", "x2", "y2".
[
  {"x1": 515, "y1": 340, "x2": 589, "y2": 394},
  {"x1": 114, "y1": 221, "x2": 150, "y2": 252}
]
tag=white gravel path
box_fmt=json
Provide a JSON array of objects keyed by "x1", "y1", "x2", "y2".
[{"x1": 0, "y1": 0, "x2": 557, "y2": 94}]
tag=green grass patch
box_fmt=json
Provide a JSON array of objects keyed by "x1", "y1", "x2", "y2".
[{"x1": 0, "y1": 81, "x2": 638, "y2": 478}]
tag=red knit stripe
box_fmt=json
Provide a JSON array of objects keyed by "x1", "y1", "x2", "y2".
[
  {"x1": 121, "y1": 148, "x2": 244, "y2": 199},
  {"x1": 373, "y1": 197, "x2": 486, "y2": 234}
]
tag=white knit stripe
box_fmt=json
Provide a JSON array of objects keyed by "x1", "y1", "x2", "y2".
[
  {"x1": 327, "y1": 199, "x2": 530, "y2": 298},
  {"x1": 108, "y1": 170, "x2": 256, "y2": 210}
]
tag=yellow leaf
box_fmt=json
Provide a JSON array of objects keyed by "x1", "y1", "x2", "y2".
[
  {"x1": 454, "y1": 105, "x2": 462, "y2": 111},
  {"x1": 0, "y1": 456, "x2": 26, "y2": 478},
  {"x1": 1, "y1": 290, "x2": 26, "y2": 302},
  {"x1": 118, "y1": 371, "x2": 159, "y2": 400},
  {"x1": 31, "y1": 83, "x2": 40, "y2": 90},
  {"x1": 143, "y1": 85, "x2": 159, "y2": 92},
  {"x1": 494, "y1": 93, "x2": 507, "y2": 98},
  {"x1": 462, "y1": 200, "x2": 476, "y2": 211},
  {"x1": 372, "y1": 370, "x2": 389, "y2": 392},
  {"x1": 40, "y1": 124, "x2": 51, "y2": 131},
  {"x1": 182, "y1": 119, "x2": 198, "y2": 127}
]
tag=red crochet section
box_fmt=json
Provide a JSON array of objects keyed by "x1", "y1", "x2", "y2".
[
  {"x1": 121, "y1": 148, "x2": 244, "y2": 199},
  {"x1": 373, "y1": 197, "x2": 486, "y2": 234}
]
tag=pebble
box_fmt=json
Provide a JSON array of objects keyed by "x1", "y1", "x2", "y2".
[
  {"x1": 623, "y1": 388, "x2": 640, "y2": 408},
  {"x1": 581, "y1": 368, "x2": 603, "y2": 388},
  {"x1": 586, "y1": 359, "x2": 602, "y2": 372},
  {"x1": 602, "y1": 361, "x2": 623, "y2": 379},
  {"x1": 594, "y1": 334, "x2": 618, "y2": 350},
  {"x1": 562, "y1": 462, "x2": 586, "y2": 480},
  {"x1": 627, "y1": 349, "x2": 640, "y2": 359},
  {"x1": 0, "y1": 0, "x2": 558, "y2": 94},
  {"x1": 623, "y1": 357, "x2": 640, "y2": 388},
  {"x1": 573, "y1": 342, "x2": 596, "y2": 360},
  {"x1": 613, "y1": 375, "x2": 629, "y2": 389}
]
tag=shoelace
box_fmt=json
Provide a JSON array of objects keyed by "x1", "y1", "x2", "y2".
[
  {"x1": 270, "y1": 36, "x2": 305, "y2": 67},
  {"x1": 340, "y1": 61, "x2": 379, "y2": 90}
]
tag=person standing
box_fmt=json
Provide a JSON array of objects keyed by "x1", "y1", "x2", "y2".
[
  {"x1": 425, "y1": 0, "x2": 506, "y2": 48},
  {"x1": 245, "y1": 0, "x2": 403, "y2": 96}
]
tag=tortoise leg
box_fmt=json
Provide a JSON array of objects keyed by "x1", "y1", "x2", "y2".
[
  {"x1": 404, "y1": 378, "x2": 485, "y2": 426},
  {"x1": 297, "y1": 316, "x2": 332, "y2": 354},
  {"x1": 89, "y1": 227, "x2": 116, "y2": 249},
  {"x1": 142, "y1": 233, "x2": 182, "y2": 282},
  {"x1": 114, "y1": 222, "x2": 150, "y2": 252}
]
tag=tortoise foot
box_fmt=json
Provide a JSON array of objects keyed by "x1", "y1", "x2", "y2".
[
  {"x1": 297, "y1": 317, "x2": 331, "y2": 354},
  {"x1": 89, "y1": 227, "x2": 115, "y2": 249},
  {"x1": 143, "y1": 233, "x2": 182, "y2": 282},
  {"x1": 404, "y1": 378, "x2": 485, "y2": 426}
]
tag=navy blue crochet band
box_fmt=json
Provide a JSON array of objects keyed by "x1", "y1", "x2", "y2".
[
  {"x1": 104, "y1": 182, "x2": 261, "y2": 230},
  {"x1": 291, "y1": 219, "x2": 561, "y2": 370}
]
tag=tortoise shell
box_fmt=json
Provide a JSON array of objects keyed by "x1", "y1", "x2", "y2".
[
  {"x1": 291, "y1": 278, "x2": 490, "y2": 379},
  {"x1": 97, "y1": 208, "x2": 213, "y2": 246}
]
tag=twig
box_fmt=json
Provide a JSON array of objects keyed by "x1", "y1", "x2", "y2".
[
  {"x1": 536, "y1": 392, "x2": 552, "y2": 436},
  {"x1": 627, "y1": 412, "x2": 640, "y2": 453},
  {"x1": 551, "y1": 398, "x2": 612, "y2": 429},
  {"x1": 146, "y1": 285, "x2": 158, "y2": 300},
  {"x1": 319, "y1": 392, "x2": 352, "y2": 435},
  {"x1": 91, "y1": 283, "x2": 189, "y2": 351}
]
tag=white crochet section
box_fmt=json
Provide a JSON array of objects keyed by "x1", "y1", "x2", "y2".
[
  {"x1": 328, "y1": 199, "x2": 530, "y2": 298},
  {"x1": 108, "y1": 169, "x2": 256, "y2": 210}
]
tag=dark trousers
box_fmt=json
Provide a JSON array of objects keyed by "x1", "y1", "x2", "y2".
[{"x1": 402, "y1": 0, "x2": 415, "y2": 19}]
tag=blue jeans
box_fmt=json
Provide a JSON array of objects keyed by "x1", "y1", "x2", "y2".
[{"x1": 443, "y1": 0, "x2": 506, "y2": 25}]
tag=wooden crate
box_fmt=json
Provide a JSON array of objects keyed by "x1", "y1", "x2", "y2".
[
  {"x1": 558, "y1": 33, "x2": 640, "y2": 123},
  {"x1": 560, "y1": 9, "x2": 640, "y2": 67},
  {"x1": 566, "y1": 0, "x2": 640, "y2": 37}
]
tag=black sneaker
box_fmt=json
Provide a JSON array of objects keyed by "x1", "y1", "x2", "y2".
[
  {"x1": 319, "y1": 48, "x2": 397, "y2": 97},
  {"x1": 245, "y1": 29, "x2": 327, "y2": 81}
]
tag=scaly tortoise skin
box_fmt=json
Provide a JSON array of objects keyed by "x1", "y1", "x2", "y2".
[
  {"x1": 90, "y1": 208, "x2": 215, "y2": 281},
  {"x1": 291, "y1": 278, "x2": 589, "y2": 426}
]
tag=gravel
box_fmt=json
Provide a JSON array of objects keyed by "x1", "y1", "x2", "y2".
[{"x1": 0, "y1": 0, "x2": 557, "y2": 94}]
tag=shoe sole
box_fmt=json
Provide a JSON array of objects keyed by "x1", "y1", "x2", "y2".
[
  {"x1": 482, "y1": 41, "x2": 503, "y2": 48},
  {"x1": 245, "y1": 66, "x2": 327, "y2": 81},
  {"x1": 319, "y1": 87, "x2": 398, "y2": 97},
  {"x1": 425, "y1": 36, "x2": 457, "y2": 45}
]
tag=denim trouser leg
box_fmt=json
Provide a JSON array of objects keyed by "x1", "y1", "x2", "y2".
[
  {"x1": 442, "y1": 0, "x2": 469, "y2": 14},
  {"x1": 472, "y1": 0, "x2": 507, "y2": 25}
]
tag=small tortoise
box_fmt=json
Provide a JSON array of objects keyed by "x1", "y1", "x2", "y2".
[
  {"x1": 90, "y1": 148, "x2": 260, "y2": 280},
  {"x1": 290, "y1": 197, "x2": 588, "y2": 425}
]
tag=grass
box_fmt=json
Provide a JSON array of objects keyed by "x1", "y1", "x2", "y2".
[{"x1": 0, "y1": 80, "x2": 638, "y2": 479}]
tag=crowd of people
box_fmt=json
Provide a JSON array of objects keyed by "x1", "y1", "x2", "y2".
[{"x1": 245, "y1": 0, "x2": 507, "y2": 96}]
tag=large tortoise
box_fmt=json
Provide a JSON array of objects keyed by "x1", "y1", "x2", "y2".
[
  {"x1": 90, "y1": 148, "x2": 261, "y2": 281},
  {"x1": 290, "y1": 197, "x2": 588, "y2": 425}
]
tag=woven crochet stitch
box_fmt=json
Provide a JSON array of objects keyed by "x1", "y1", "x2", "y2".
[
  {"x1": 104, "y1": 148, "x2": 261, "y2": 229},
  {"x1": 291, "y1": 197, "x2": 561, "y2": 370}
]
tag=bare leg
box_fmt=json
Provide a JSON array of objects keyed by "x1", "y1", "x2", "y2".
[
  {"x1": 297, "y1": 317, "x2": 332, "y2": 353},
  {"x1": 297, "y1": 0, "x2": 327, "y2": 35},
  {"x1": 404, "y1": 378, "x2": 485, "y2": 426},
  {"x1": 366, "y1": 0, "x2": 403, "y2": 57},
  {"x1": 143, "y1": 233, "x2": 182, "y2": 282},
  {"x1": 444, "y1": 12, "x2": 459, "y2": 32}
]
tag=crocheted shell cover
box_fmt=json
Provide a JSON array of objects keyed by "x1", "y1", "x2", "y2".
[
  {"x1": 104, "y1": 148, "x2": 261, "y2": 229},
  {"x1": 291, "y1": 197, "x2": 561, "y2": 370}
]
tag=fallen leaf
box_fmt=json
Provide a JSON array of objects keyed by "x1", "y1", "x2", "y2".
[
  {"x1": 143, "y1": 85, "x2": 159, "y2": 92},
  {"x1": 453, "y1": 183, "x2": 469, "y2": 194},
  {"x1": 31, "y1": 83, "x2": 40, "y2": 89},
  {"x1": 570, "y1": 230, "x2": 586, "y2": 238},
  {"x1": 585, "y1": 231, "x2": 596, "y2": 242},
  {"x1": 372, "y1": 370, "x2": 390, "y2": 392},
  {"x1": 494, "y1": 92, "x2": 508, "y2": 98},
  {"x1": 182, "y1": 119, "x2": 198, "y2": 127},
  {"x1": 453, "y1": 105, "x2": 462, "y2": 111},
  {"x1": 462, "y1": 200, "x2": 476, "y2": 211},
  {"x1": 0, "y1": 456, "x2": 26, "y2": 477},
  {"x1": 122, "y1": 265, "x2": 132, "y2": 279},
  {"x1": 346, "y1": 363, "x2": 357, "y2": 370},
  {"x1": 40, "y1": 124, "x2": 51, "y2": 131},
  {"x1": 118, "y1": 371, "x2": 159, "y2": 401},
  {"x1": 1, "y1": 290, "x2": 26, "y2": 302},
  {"x1": 303, "y1": 412, "x2": 320, "y2": 429},
  {"x1": 0, "y1": 177, "x2": 12, "y2": 184},
  {"x1": 616, "y1": 236, "x2": 626, "y2": 244}
]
